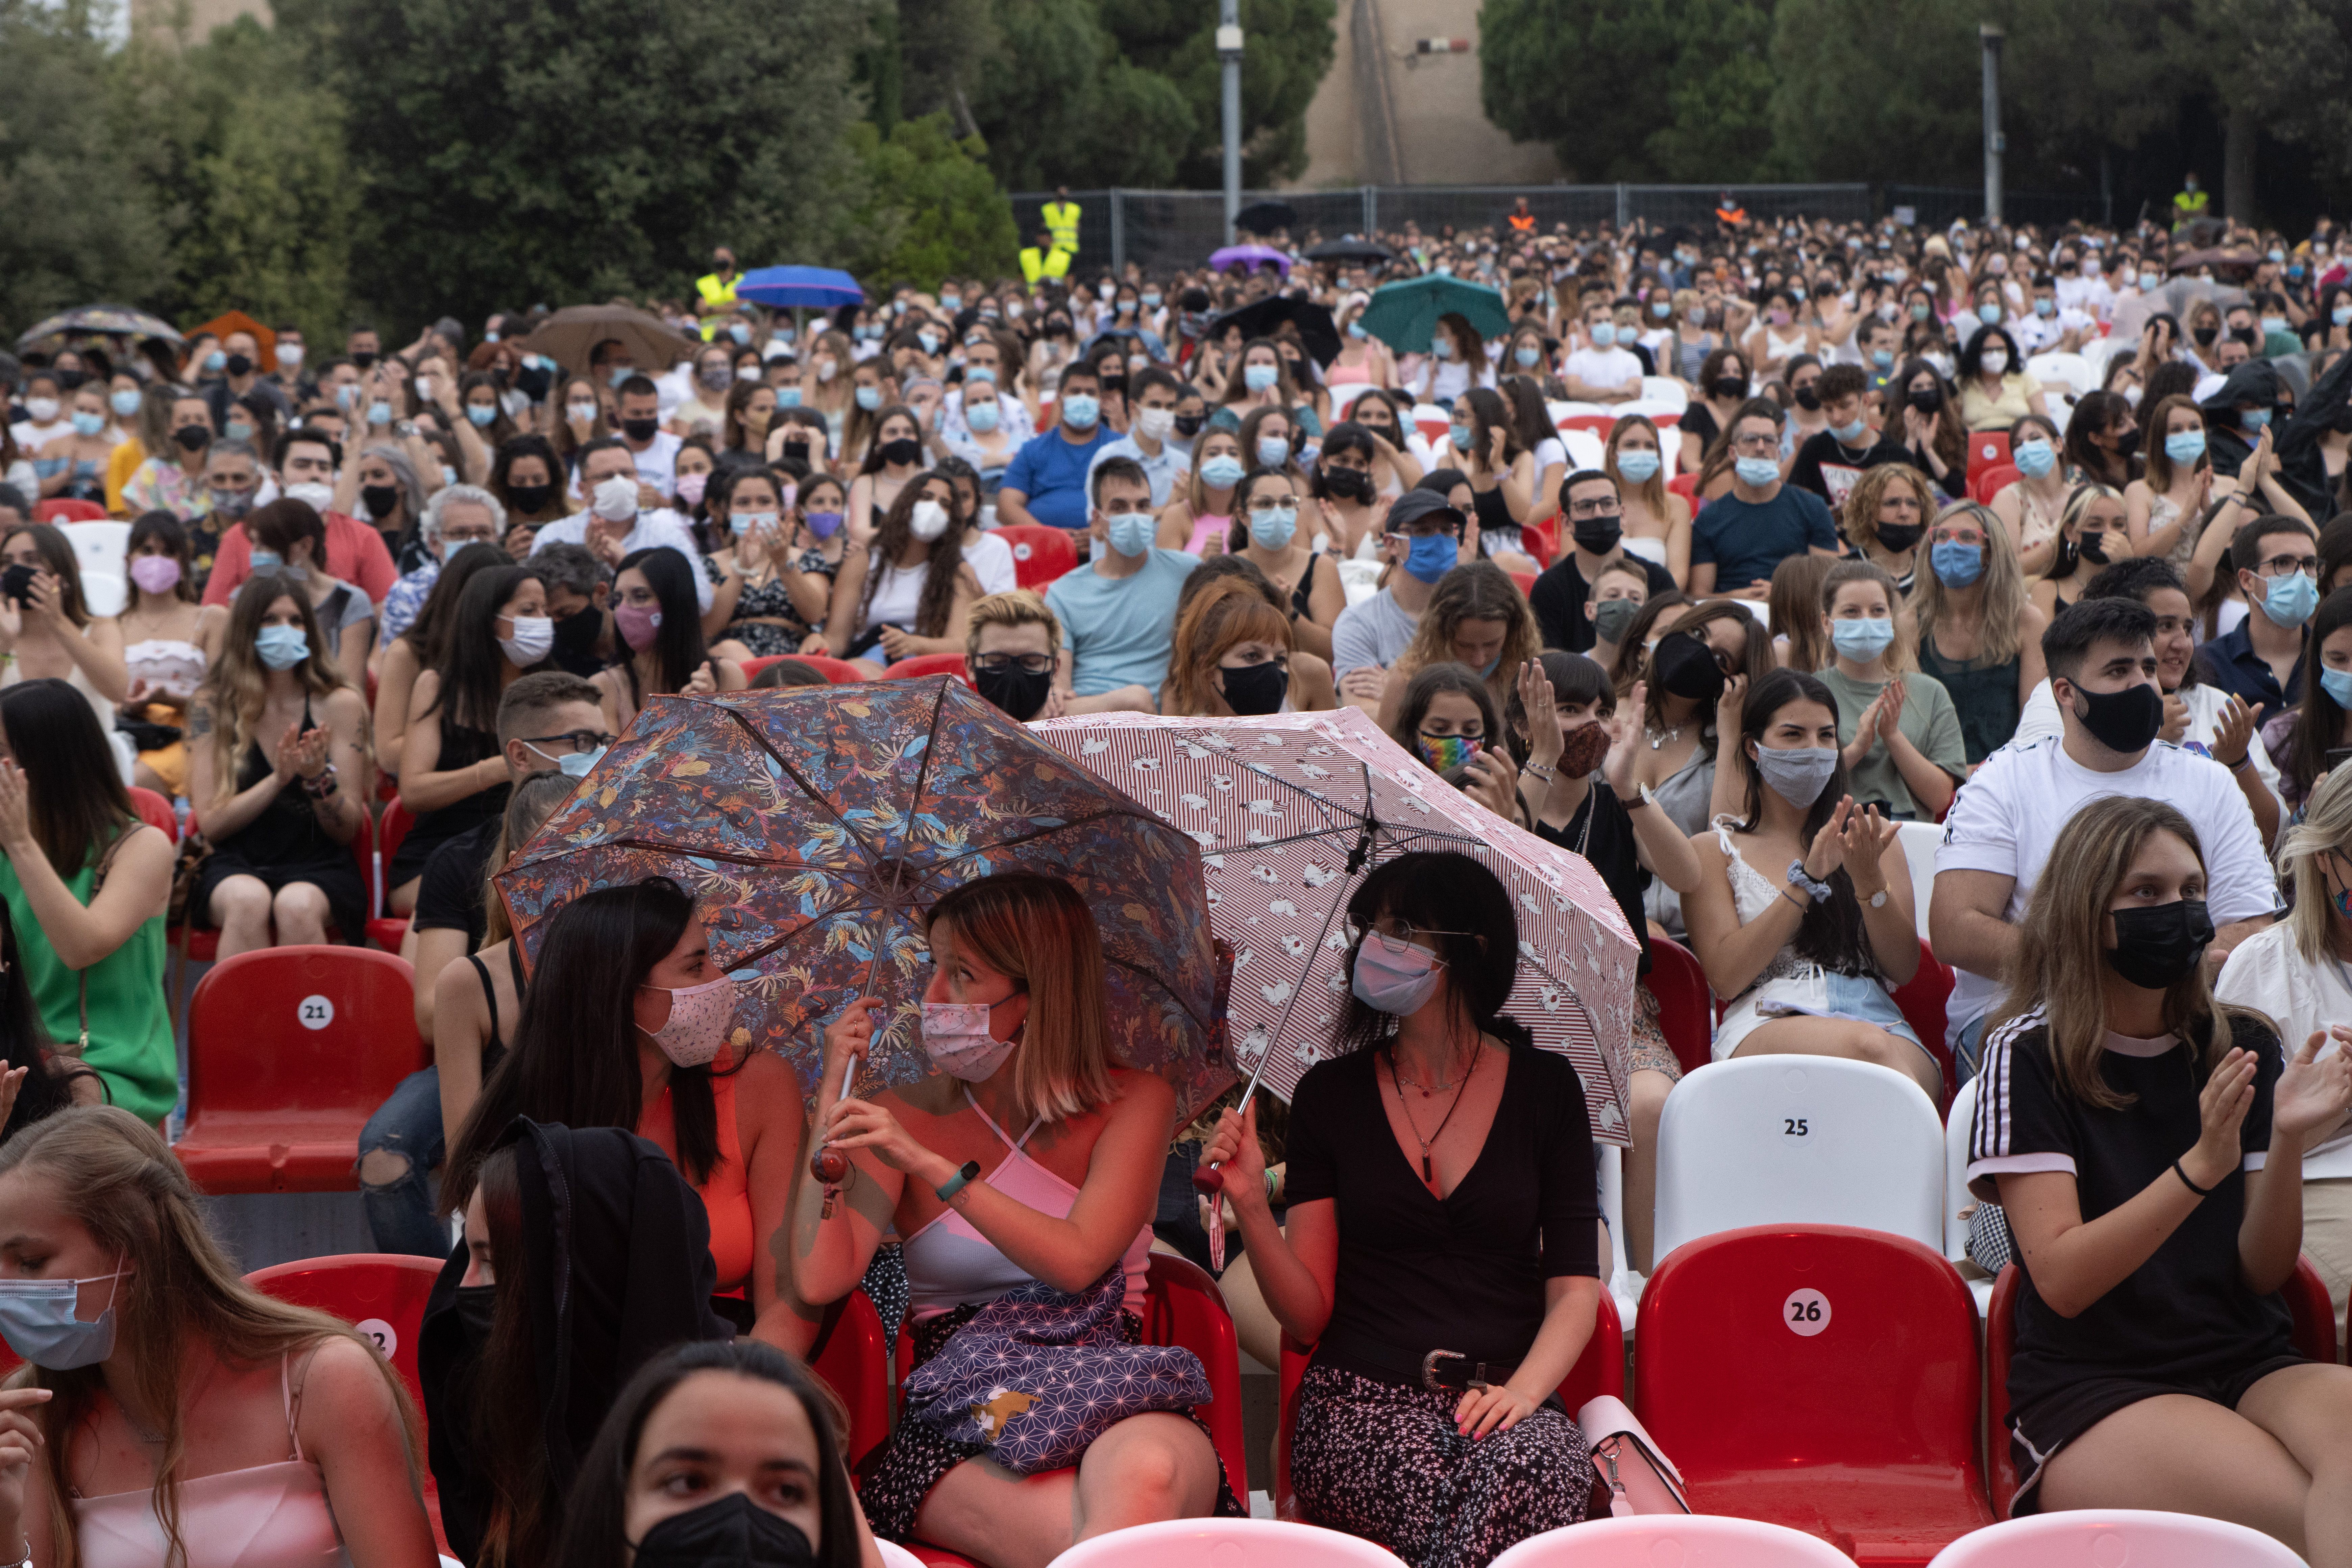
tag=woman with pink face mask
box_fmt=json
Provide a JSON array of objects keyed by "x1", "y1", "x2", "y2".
[
  {"x1": 442, "y1": 875, "x2": 809, "y2": 1351},
  {"x1": 592, "y1": 545, "x2": 745, "y2": 733}
]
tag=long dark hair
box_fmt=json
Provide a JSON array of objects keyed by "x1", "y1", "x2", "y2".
[
  {"x1": 2285, "y1": 587, "x2": 2352, "y2": 803},
  {"x1": 444, "y1": 877, "x2": 733, "y2": 1210},
  {"x1": 425, "y1": 565, "x2": 544, "y2": 732},
  {"x1": 860, "y1": 471, "x2": 965, "y2": 640},
  {"x1": 0, "y1": 901, "x2": 76, "y2": 1142},
  {"x1": 125, "y1": 512, "x2": 198, "y2": 605},
  {"x1": 0, "y1": 680, "x2": 137, "y2": 875},
  {"x1": 553, "y1": 1339, "x2": 865, "y2": 1568},
  {"x1": 616, "y1": 547, "x2": 711, "y2": 700},
  {"x1": 1735, "y1": 667, "x2": 1879, "y2": 977},
  {"x1": 1333, "y1": 851, "x2": 1530, "y2": 1059},
  {"x1": 467, "y1": 1145, "x2": 550, "y2": 1568}
]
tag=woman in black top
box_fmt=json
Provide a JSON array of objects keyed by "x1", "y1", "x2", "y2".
[
  {"x1": 1202, "y1": 850, "x2": 1601, "y2": 1568},
  {"x1": 1968, "y1": 794, "x2": 2352, "y2": 1552},
  {"x1": 1508, "y1": 652, "x2": 1699, "y2": 1274}
]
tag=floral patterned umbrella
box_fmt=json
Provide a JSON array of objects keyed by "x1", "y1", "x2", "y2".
[
  {"x1": 14, "y1": 305, "x2": 184, "y2": 348},
  {"x1": 495, "y1": 679, "x2": 1228, "y2": 1118},
  {"x1": 1031, "y1": 706, "x2": 1639, "y2": 1147}
]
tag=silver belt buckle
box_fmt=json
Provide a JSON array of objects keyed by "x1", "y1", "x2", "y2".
[{"x1": 1421, "y1": 1348, "x2": 1487, "y2": 1393}]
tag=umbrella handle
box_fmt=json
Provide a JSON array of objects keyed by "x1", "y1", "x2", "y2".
[
  {"x1": 1187, "y1": 1075, "x2": 1263, "y2": 1196},
  {"x1": 807, "y1": 1038, "x2": 859, "y2": 1187}
]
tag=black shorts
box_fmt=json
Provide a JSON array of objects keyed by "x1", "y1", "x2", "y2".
[{"x1": 2009, "y1": 1352, "x2": 2307, "y2": 1515}]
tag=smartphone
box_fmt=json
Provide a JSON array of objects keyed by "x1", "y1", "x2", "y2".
[
  {"x1": 0, "y1": 564, "x2": 34, "y2": 607},
  {"x1": 2327, "y1": 746, "x2": 2352, "y2": 772}
]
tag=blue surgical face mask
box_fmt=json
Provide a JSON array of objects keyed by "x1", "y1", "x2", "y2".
[
  {"x1": 1734, "y1": 455, "x2": 1780, "y2": 488},
  {"x1": 1616, "y1": 449, "x2": 1661, "y2": 483},
  {"x1": 2164, "y1": 430, "x2": 2206, "y2": 464},
  {"x1": 964, "y1": 365, "x2": 997, "y2": 385},
  {"x1": 1249, "y1": 505, "x2": 1298, "y2": 549},
  {"x1": 1930, "y1": 539, "x2": 1984, "y2": 588},
  {"x1": 0, "y1": 1262, "x2": 127, "y2": 1370},
  {"x1": 2033, "y1": 298, "x2": 2055, "y2": 317},
  {"x1": 1200, "y1": 454, "x2": 1245, "y2": 489},
  {"x1": 2323, "y1": 667, "x2": 2352, "y2": 710},
  {"x1": 1403, "y1": 531, "x2": 1456, "y2": 584},
  {"x1": 1105, "y1": 510, "x2": 1155, "y2": 558},
  {"x1": 729, "y1": 322, "x2": 752, "y2": 345},
  {"x1": 1347, "y1": 320, "x2": 1368, "y2": 341},
  {"x1": 1061, "y1": 394, "x2": 1100, "y2": 430},
  {"x1": 1256, "y1": 435, "x2": 1291, "y2": 467},
  {"x1": 1832, "y1": 417, "x2": 1870, "y2": 444},
  {"x1": 71, "y1": 411, "x2": 106, "y2": 437},
  {"x1": 2243, "y1": 407, "x2": 2272, "y2": 431},
  {"x1": 366, "y1": 400, "x2": 394, "y2": 426},
  {"x1": 528, "y1": 740, "x2": 608, "y2": 779},
  {"x1": 1978, "y1": 303, "x2": 2002, "y2": 324},
  {"x1": 111, "y1": 389, "x2": 142, "y2": 418},
  {"x1": 2013, "y1": 439, "x2": 2057, "y2": 479},
  {"x1": 1830, "y1": 617, "x2": 1897, "y2": 662},
  {"x1": 1143, "y1": 292, "x2": 1161, "y2": 308},
  {"x1": 776, "y1": 385, "x2": 803, "y2": 408},
  {"x1": 1244, "y1": 363, "x2": 1279, "y2": 392},
  {"x1": 254, "y1": 624, "x2": 310, "y2": 670},
  {"x1": 2261, "y1": 316, "x2": 2288, "y2": 336},
  {"x1": 855, "y1": 386, "x2": 882, "y2": 412},
  {"x1": 1449, "y1": 424, "x2": 1473, "y2": 452},
  {"x1": 1515, "y1": 346, "x2": 1541, "y2": 367},
  {"x1": 941, "y1": 295, "x2": 962, "y2": 313},
  {"x1": 1871, "y1": 348, "x2": 1894, "y2": 369},
  {"x1": 2262, "y1": 570, "x2": 2319, "y2": 629},
  {"x1": 203, "y1": 350, "x2": 227, "y2": 372},
  {"x1": 250, "y1": 549, "x2": 283, "y2": 572},
  {"x1": 608, "y1": 366, "x2": 633, "y2": 389},
  {"x1": 1430, "y1": 338, "x2": 1454, "y2": 361},
  {"x1": 1591, "y1": 323, "x2": 1617, "y2": 346},
  {"x1": 467, "y1": 403, "x2": 497, "y2": 428}
]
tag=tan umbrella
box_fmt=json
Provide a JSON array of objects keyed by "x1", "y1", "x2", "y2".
[{"x1": 517, "y1": 304, "x2": 699, "y2": 376}]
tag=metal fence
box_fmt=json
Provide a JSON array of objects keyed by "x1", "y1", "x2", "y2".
[{"x1": 1012, "y1": 183, "x2": 2111, "y2": 274}]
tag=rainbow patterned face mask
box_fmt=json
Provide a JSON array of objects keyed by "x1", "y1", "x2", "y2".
[{"x1": 1415, "y1": 732, "x2": 1482, "y2": 774}]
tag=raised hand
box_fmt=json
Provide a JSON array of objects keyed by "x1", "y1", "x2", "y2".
[
  {"x1": 1802, "y1": 795, "x2": 1857, "y2": 883},
  {"x1": 1603, "y1": 681, "x2": 1646, "y2": 795},
  {"x1": 1516, "y1": 660, "x2": 1563, "y2": 774},
  {"x1": 2185, "y1": 1046, "x2": 2258, "y2": 1190},
  {"x1": 1715, "y1": 670, "x2": 1748, "y2": 734},
  {"x1": 2212, "y1": 694, "x2": 2260, "y2": 766},
  {"x1": 1840, "y1": 801, "x2": 1897, "y2": 897},
  {"x1": 2274, "y1": 1030, "x2": 2352, "y2": 1146}
]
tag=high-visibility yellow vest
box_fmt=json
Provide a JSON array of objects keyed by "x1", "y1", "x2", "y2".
[
  {"x1": 1043, "y1": 200, "x2": 1082, "y2": 252},
  {"x1": 1020, "y1": 244, "x2": 1072, "y2": 286},
  {"x1": 2172, "y1": 188, "x2": 2209, "y2": 229},
  {"x1": 696, "y1": 271, "x2": 738, "y2": 310}
]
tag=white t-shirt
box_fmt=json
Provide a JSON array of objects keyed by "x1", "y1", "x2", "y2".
[
  {"x1": 1935, "y1": 734, "x2": 2281, "y2": 1045},
  {"x1": 532, "y1": 508, "x2": 714, "y2": 610},
  {"x1": 2014, "y1": 679, "x2": 2283, "y2": 807},
  {"x1": 9, "y1": 418, "x2": 70, "y2": 452},
  {"x1": 622, "y1": 430, "x2": 685, "y2": 499},
  {"x1": 2214, "y1": 921, "x2": 2352, "y2": 1179},
  {"x1": 964, "y1": 529, "x2": 1016, "y2": 596},
  {"x1": 1563, "y1": 346, "x2": 1643, "y2": 393}
]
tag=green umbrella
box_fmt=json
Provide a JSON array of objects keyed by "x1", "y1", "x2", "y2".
[{"x1": 1355, "y1": 276, "x2": 1512, "y2": 355}]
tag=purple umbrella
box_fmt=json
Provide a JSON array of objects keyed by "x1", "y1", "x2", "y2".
[{"x1": 1208, "y1": 244, "x2": 1293, "y2": 276}]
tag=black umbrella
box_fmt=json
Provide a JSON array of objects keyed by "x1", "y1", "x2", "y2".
[
  {"x1": 1235, "y1": 200, "x2": 1300, "y2": 235},
  {"x1": 1303, "y1": 238, "x2": 1396, "y2": 264},
  {"x1": 1207, "y1": 296, "x2": 1341, "y2": 368}
]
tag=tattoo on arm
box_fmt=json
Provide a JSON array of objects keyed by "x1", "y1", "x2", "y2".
[{"x1": 189, "y1": 705, "x2": 213, "y2": 738}]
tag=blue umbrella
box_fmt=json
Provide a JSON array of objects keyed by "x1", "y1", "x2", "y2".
[
  {"x1": 736, "y1": 266, "x2": 865, "y2": 309},
  {"x1": 1355, "y1": 275, "x2": 1512, "y2": 355}
]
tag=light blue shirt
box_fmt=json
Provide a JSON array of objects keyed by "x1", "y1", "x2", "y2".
[
  {"x1": 1086, "y1": 436, "x2": 1184, "y2": 507},
  {"x1": 1044, "y1": 549, "x2": 1200, "y2": 697}
]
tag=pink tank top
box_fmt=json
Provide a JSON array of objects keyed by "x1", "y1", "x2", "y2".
[
  {"x1": 1184, "y1": 512, "x2": 1231, "y2": 556},
  {"x1": 898, "y1": 1089, "x2": 1152, "y2": 1321},
  {"x1": 73, "y1": 1351, "x2": 350, "y2": 1568}
]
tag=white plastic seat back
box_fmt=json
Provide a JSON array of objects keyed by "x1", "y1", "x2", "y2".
[
  {"x1": 1637, "y1": 376, "x2": 1690, "y2": 413},
  {"x1": 1596, "y1": 1143, "x2": 1639, "y2": 1334},
  {"x1": 1492, "y1": 1514, "x2": 1852, "y2": 1566},
  {"x1": 57, "y1": 520, "x2": 131, "y2": 582},
  {"x1": 1411, "y1": 403, "x2": 1451, "y2": 444},
  {"x1": 1943, "y1": 1084, "x2": 1978, "y2": 1271},
  {"x1": 1559, "y1": 429, "x2": 1608, "y2": 471},
  {"x1": 1047, "y1": 1518, "x2": 1410, "y2": 1567},
  {"x1": 1330, "y1": 383, "x2": 1376, "y2": 420},
  {"x1": 1924, "y1": 1509, "x2": 2305, "y2": 1567},
  {"x1": 1896, "y1": 820, "x2": 1942, "y2": 942},
  {"x1": 80, "y1": 571, "x2": 126, "y2": 618},
  {"x1": 1652, "y1": 1056, "x2": 1944, "y2": 1262},
  {"x1": 877, "y1": 1546, "x2": 927, "y2": 1568},
  {"x1": 2026, "y1": 351, "x2": 2095, "y2": 402}
]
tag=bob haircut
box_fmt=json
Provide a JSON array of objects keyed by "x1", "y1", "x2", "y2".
[
  {"x1": 924, "y1": 872, "x2": 1120, "y2": 1125},
  {"x1": 2280, "y1": 763, "x2": 2352, "y2": 968},
  {"x1": 1162, "y1": 576, "x2": 1294, "y2": 718},
  {"x1": 1392, "y1": 661, "x2": 1504, "y2": 758},
  {"x1": 1331, "y1": 851, "x2": 1530, "y2": 1059}
]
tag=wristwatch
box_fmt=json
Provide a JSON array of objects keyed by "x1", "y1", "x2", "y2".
[
  {"x1": 1616, "y1": 782, "x2": 1656, "y2": 810},
  {"x1": 1864, "y1": 886, "x2": 1889, "y2": 908}
]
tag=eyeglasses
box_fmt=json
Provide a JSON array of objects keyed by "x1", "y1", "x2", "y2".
[
  {"x1": 1731, "y1": 431, "x2": 1779, "y2": 453},
  {"x1": 1568, "y1": 499, "x2": 1624, "y2": 520},
  {"x1": 2257, "y1": 553, "x2": 2321, "y2": 579},
  {"x1": 971, "y1": 652, "x2": 1053, "y2": 675},
  {"x1": 519, "y1": 729, "x2": 617, "y2": 755},
  {"x1": 1363, "y1": 922, "x2": 1474, "y2": 954}
]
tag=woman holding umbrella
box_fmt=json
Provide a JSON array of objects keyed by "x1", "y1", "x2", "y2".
[
  {"x1": 1198, "y1": 850, "x2": 1602, "y2": 1568},
  {"x1": 798, "y1": 870, "x2": 1239, "y2": 1560}
]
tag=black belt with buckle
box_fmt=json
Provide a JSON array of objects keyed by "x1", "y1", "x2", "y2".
[{"x1": 1319, "y1": 1331, "x2": 1520, "y2": 1393}]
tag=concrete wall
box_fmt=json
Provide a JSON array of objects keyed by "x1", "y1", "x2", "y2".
[{"x1": 1294, "y1": 0, "x2": 1562, "y2": 189}]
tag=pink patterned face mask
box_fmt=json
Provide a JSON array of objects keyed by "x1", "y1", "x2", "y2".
[
  {"x1": 129, "y1": 555, "x2": 182, "y2": 595},
  {"x1": 639, "y1": 975, "x2": 738, "y2": 1067},
  {"x1": 615, "y1": 603, "x2": 662, "y2": 651}
]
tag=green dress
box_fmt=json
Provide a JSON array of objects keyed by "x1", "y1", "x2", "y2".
[{"x1": 0, "y1": 835, "x2": 176, "y2": 1123}]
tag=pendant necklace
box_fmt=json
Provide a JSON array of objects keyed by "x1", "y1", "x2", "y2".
[{"x1": 1386, "y1": 1042, "x2": 1479, "y2": 1184}]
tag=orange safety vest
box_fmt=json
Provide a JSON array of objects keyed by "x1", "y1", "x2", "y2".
[{"x1": 1508, "y1": 211, "x2": 1536, "y2": 233}]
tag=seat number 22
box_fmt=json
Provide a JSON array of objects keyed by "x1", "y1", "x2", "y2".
[{"x1": 1782, "y1": 1117, "x2": 1810, "y2": 1136}]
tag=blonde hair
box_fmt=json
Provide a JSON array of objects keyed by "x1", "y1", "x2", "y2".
[
  {"x1": 1985, "y1": 797, "x2": 2260, "y2": 1111},
  {"x1": 1842, "y1": 462, "x2": 1935, "y2": 559},
  {"x1": 1820, "y1": 558, "x2": 1916, "y2": 674},
  {"x1": 1394, "y1": 560, "x2": 1542, "y2": 711},
  {"x1": 2279, "y1": 764, "x2": 2352, "y2": 966},
  {"x1": 963, "y1": 588, "x2": 1061, "y2": 662},
  {"x1": 1604, "y1": 414, "x2": 1670, "y2": 516},
  {"x1": 193, "y1": 573, "x2": 353, "y2": 818},
  {"x1": 0, "y1": 1108, "x2": 422, "y2": 1568},
  {"x1": 1161, "y1": 578, "x2": 1295, "y2": 717},
  {"x1": 925, "y1": 873, "x2": 1120, "y2": 1124},
  {"x1": 1911, "y1": 500, "x2": 2031, "y2": 668}
]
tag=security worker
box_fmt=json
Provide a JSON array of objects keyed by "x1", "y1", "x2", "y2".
[
  {"x1": 694, "y1": 247, "x2": 740, "y2": 340},
  {"x1": 1714, "y1": 192, "x2": 1747, "y2": 229},
  {"x1": 1043, "y1": 187, "x2": 1082, "y2": 255},
  {"x1": 1019, "y1": 228, "x2": 1072, "y2": 287},
  {"x1": 2172, "y1": 172, "x2": 2209, "y2": 231},
  {"x1": 1505, "y1": 197, "x2": 1537, "y2": 235}
]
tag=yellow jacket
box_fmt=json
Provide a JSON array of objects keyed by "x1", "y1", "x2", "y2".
[{"x1": 1043, "y1": 200, "x2": 1081, "y2": 251}]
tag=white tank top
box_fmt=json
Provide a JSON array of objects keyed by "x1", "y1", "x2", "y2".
[{"x1": 899, "y1": 1089, "x2": 1152, "y2": 1320}]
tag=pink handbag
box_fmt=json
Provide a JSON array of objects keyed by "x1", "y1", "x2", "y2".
[{"x1": 1578, "y1": 1395, "x2": 1692, "y2": 1517}]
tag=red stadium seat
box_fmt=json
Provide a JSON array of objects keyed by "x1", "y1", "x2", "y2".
[
  {"x1": 175, "y1": 946, "x2": 430, "y2": 1193},
  {"x1": 1988, "y1": 1255, "x2": 2337, "y2": 1519},
  {"x1": 1558, "y1": 414, "x2": 1617, "y2": 437},
  {"x1": 33, "y1": 498, "x2": 105, "y2": 524},
  {"x1": 882, "y1": 653, "x2": 974, "y2": 687},
  {"x1": 1276, "y1": 1289, "x2": 1624, "y2": 1520},
  {"x1": 743, "y1": 653, "x2": 867, "y2": 683},
  {"x1": 807, "y1": 1287, "x2": 893, "y2": 1470},
  {"x1": 1519, "y1": 518, "x2": 1555, "y2": 567},
  {"x1": 1636, "y1": 1225, "x2": 1992, "y2": 1564},
  {"x1": 1668, "y1": 473, "x2": 1700, "y2": 510},
  {"x1": 1509, "y1": 571, "x2": 1538, "y2": 598},
  {"x1": 872, "y1": 1254, "x2": 1247, "y2": 1566},
  {"x1": 1889, "y1": 939, "x2": 1958, "y2": 1113},
  {"x1": 1965, "y1": 434, "x2": 2009, "y2": 485},
  {"x1": 1971, "y1": 463, "x2": 2020, "y2": 507},
  {"x1": 994, "y1": 524, "x2": 1080, "y2": 591},
  {"x1": 1643, "y1": 937, "x2": 1716, "y2": 1076},
  {"x1": 127, "y1": 786, "x2": 177, "y2": 843}
]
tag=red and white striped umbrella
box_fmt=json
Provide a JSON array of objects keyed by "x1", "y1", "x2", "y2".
[{"x1": 1031, "y1": 706, "x2": 1639, "y2": 1146}]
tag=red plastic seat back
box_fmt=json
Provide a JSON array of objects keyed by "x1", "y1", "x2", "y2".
[
  {"x1": 127, "y1": 786, "x2": 177, "y2": 844},
  {"x1": 1519, "y1": 518, "x2": 1555, "y2": 568},
  {"x1": 882, "y1": 653, "x2": 974, "y2": 687},
  {"x1": 743, "y1": 653, "x2": 866, "y2": 684},
  {"x1": 1643, "y1": 937, "x2": 1715, "y2": 1076},
  {"x1": 1966, "y1": 433, "x2": 2009, "y2": 483},
  {"x1": 1275, "y1": 1289, "x2": 1622, "y2": 1517},
  {"x1": 1637, "y1": 1225, "x2": 1982, "y2": 1484},
  {"x1": 1971, "y1": 463, "x2": 2021, "y2": 507},
  {"x1": 1509, "y1": 571, "x2": 1537, "y2": 598},
  {"x1": 246, "y1": 1254, "x2": 444, "y2": 1416},
  {"x1": 184, "y1": 946, "x2": 427, "y2": 1124},
  {"x1": 807, "y1": 1288, "x2": 892, "y2": 1469},
  {"x1": 1558, "y1": 414, "x2": 1617, "y2": 436},
  {"x1": 34, "y1": 498, "x2": 105, "y2": 524},
  {"x1": 1667, "y1": 473, "x2": 1700, "y2": 509},
  {"x1": 1889, "y1": 939, "x2": 1958, "y2": 1112},
  {"x1": 994, "y1": 525, "x2": 1079, "y2": 591}
]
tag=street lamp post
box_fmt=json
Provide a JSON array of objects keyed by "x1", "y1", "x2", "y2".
[{"x1": 1219, "y1": 0, "x2": 1243, "y2": 244}]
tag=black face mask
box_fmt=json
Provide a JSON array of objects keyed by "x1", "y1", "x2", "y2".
[
  {"x1": 361, "y1": 484, "x2": 401, "y2": 522},
  {"x1": 782, "y1": 439, "x2": 810, "y2": 463},
  {"x1": 515, "y1": 361, "x2": 553, "y2": 402},
  {"x1": 1323, "y1": 466, "x2": 1373, "y2": 502},
  {"x1": 507, "y1": 481, "x2": 555, "y2": 515},
  {"x1": 551, "y1": 606, "x2": 604, "y2": 673},
  {"x1": 878, "y1": 437, "x2": 923, "y2": 467},
  {"x1": 620, "y1": 416, "x2": 660, "y2": 443},
  {"x1": 2193, "y1": 325, "x2": 2219, "y2": 346},
  {"x1": 1793, "y1": 383, "x2": 1822, "y2": 412},
  {"x1": 1875, "y1": 521, "x2": 1925, "y2": 554},
  {"x1": 975, "y1": 663, "x2": 1053, "y2": 721},
  {"x1": 452, "y1": 1283, "x2": 496, "y2": 1348},
  {"x1": 2078, "y1": 533, "x2": 2111, "y2": 565},
  {"x1": 1174, "y1": 413, "x2": 1205, "y2": 437},
  {"x1": 54, "y1": 369, "x2": 87, "y2": 391},
  {"x1": 224, "y1": 353, "x2": 253, "y2": 378},
  {"x1": 631, "y1": 1491, "x2": 816, "y2": 1568},
  {"x1": 351, "y1": 351, "x2": 378, "y2": 370},
  {"x1": 1652, "y1": 629, "x2": 1726, "y2": 702},
  {"x1": 1572, "y1": 516, "x2": 1624, "y2": 555},
  {"x1": 1909, "y1": 385, "x2": 1943, "y2": 414},
  {"x1": 1712, "y1": 376, "x2": 1749, "y2": 401},
  {"x1": 172, "y1": 424, "x2": 211, "y2": 453},
  {"x1": 2065, "y1": 678, "x2": 2163, "y2": 754},
  {"x1": 1220, "y1": 660, "x2": 1289, "y2": 716},
  {"x1": 2105, "y1": 898, "x2": 2214, "y2": 991}
]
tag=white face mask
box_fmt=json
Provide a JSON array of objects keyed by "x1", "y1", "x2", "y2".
[
  {"x1": 591, "y1": 475, "x2": 639, "y2": 522},
  {"x1": 1134, "y1": 407, "x2": 1176, "y2": 441},
  {"x1": 499, "y1": 614, "x2": 555, "y2": 666},
  {"x1": 284, "y1": 481, "x2": 335, "y2": 512},
  {"x1": 909, "y1": 499, "x2": 951, "y2": 541}
]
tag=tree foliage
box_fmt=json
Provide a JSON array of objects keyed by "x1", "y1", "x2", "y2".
[
  {"x1": 2223, "y1": 0, "x2": 2352, "y2": 188},
  {"x1": 1478, "y1": 0, "x2": 1680, "y2": 181},
  {"x1": 960, "y1": 0, "x2": 1195, "y2": 189},
  {"x1": 845, "y1": 114, "x2": 1019, "y2": 288}
]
